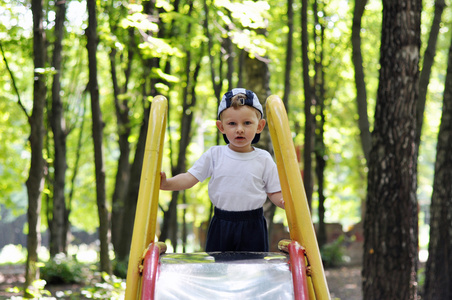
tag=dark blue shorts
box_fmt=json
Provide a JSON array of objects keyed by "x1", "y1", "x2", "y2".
[{"x1": 205, "y1": 207, "x2": 269, "y2": 252}]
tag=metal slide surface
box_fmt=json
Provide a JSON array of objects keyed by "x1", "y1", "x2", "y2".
[{"x1": 154, "y1": 252, "x2": 294, "y2": 300}]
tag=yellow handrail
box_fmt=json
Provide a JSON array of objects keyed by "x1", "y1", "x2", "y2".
[
  {"x1": 266, "y1": 95, "x2": 330, "y2": 300},
  {"x1": 124, "y1": 94, "x2": 329, "y2": 299},
  {"x1": 124, "y1": 96, "x2": 167, "y2": 300}
]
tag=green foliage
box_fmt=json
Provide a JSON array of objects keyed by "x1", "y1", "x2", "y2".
[
  {"x1": 0, "y1": 0, "x2": 449, "y2": 269},
  {"x1": 25, "y1": 280, "x2": 52, "y2": 299},
  {"x1": 40, "y1": 253, "x2": 88, "y2": 285},
  {"x1": 5, "y1": 269, "x2": 125, "y2": 300},
  {"x1": 112, "y1": 259, "x2": 128, "y2": 279},
  {"x1": 0, "y1": 97, "x2": 30, "y2": 215},
  {"x1": 320, "y1": 236, "x2": 346, "y2": 268},
  {"x1": 6, "y1": 279, "x2": 53, "y2": 300},
  {"x1": 81, "y1": 273, "x2": 125, "y2": 300}
]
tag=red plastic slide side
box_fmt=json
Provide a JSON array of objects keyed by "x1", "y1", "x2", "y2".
[
  {"x1": 289, "y1": 241, "x2": 310, "y2": 300},
  {"x1": 141, "y1": 243, "x2": 161, "y2": 300}
]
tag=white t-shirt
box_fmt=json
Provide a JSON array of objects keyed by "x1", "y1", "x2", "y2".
[{"x1": 188, "y1": 145, "x2": 281, "y2": 211}]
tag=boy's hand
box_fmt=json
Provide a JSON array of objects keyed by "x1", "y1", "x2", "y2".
[
  {"x1": 268, "y1": 191, "x2": 285, "y2": 209},
  {"x1": 279, "y1": 198, "x2": 285, "y2": 209},
  {"x1": 160, "y1": 172, "x2": 168, "y2": 189},
  {"x1": 159, "y1": 171, "x2": 199, "y2": 191}
]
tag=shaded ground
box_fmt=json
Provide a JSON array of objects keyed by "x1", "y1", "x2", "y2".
[
  {"x1": 326, "y1": 265, "x2": 362, "y2": 300},
  {"x1": 0, "y1": 265, "x2": 25, "y2": 299},
  {"x1": 0, "y1": 264, "x2": 362, "y2": 299}
]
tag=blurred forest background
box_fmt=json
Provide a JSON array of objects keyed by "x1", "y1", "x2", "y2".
[{"x1": 0, "y1": 0, "x2": 451, "y2": 299}]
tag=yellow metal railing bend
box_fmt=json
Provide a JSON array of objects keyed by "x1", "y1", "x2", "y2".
[
  {"x1": 124, "y1": 95, "x2": 167, "y2": 300},
  {"x1": 124, "y1": 94, "x2": 330, "y2": 299},
  {"x1": 266, "y1": 95, "x2": 330, "y2": 300}
]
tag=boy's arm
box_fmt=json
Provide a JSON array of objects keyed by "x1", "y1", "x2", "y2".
[
  {"x1": 268, "y1": 191, "x2": 285, "y2": 209},
  {"x1": 160, "y1": 171, "x2": 199, "y2": 191}
]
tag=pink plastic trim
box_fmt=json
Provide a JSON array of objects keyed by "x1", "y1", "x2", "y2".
[
  {"x1": 289, "y1": 241, "x2": 310, "y2": 300},
  {"x1": 141, "y1": 243, "x2": 161, "y2": 300}
]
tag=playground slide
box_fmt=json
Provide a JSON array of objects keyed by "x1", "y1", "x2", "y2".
[
  {"x1": 124, "y1": 95, "x2": 330, "y2": 300},
  {"x1": 125, "y1": 96, "x2": 167, "y2": 300},
  {"x1": 154, "y1": 252, "x2": 295, "y2": 299},
  {"x1": 266, "y1": 95, "x2": 330, "y2": 299}
]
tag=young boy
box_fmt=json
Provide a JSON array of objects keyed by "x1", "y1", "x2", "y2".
[{"x1": 160, "y1": 88, "x2": 284, "y2": 252}]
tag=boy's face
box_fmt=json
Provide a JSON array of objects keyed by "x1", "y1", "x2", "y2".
[{"x1": 216, "y1": 105, "x2": 266, "y2": 153}]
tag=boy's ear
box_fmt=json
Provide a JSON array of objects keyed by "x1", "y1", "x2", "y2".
[
  {"x1": 256, "y1": 119, "x2": 266, "y2": 133},
  {"x1": 216, "y1": 120, "x2": 225, "y2": 133}
]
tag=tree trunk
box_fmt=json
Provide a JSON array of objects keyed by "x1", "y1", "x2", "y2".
[
  {"x1": 315, "y1": 97, "x2": 327, "y2": 248},
  {"x1": 202, "y1": 0, "x2": 224, "y2": 146},
  {"x1": 362, "y1": 1, "x2": 421, "y2": 299},
  {"x1": 301, "y1": 0, "x2": 314, "y2": 210},
  {"x1": 86, "y1": 0, "x2": 111, "y2": 275},
  {"x1": 415, "y1": 0, "x2": 446, "y2": 153},
  {"x1": 203, "y1": 0, "x2": 223, "y2": 102},
  {"x1": 24, "y1": 0, "x2": 46, "y2": 295},
  {"x1": 243, "y1": 45, "x2": 276, "y2": 234},
  {"x1": 67, "y1": 94, "x2": 88, "y2": 252},
  {"x1": 49, "y1": 0, "x2": 68, "y2": 257},
  {"x1": 117, "y1": 104, "x2": 150, "y2": 261},
  {"x1": 244, "y1": 55, "x2": 270, "y2": 145},
  {"x1": 273, "y1": 0, "x2": 294, "y2": 240},
  {"x1": 159, "y1": 0, "x2": 201, "y2": 251},
  {"x1": 351, "y1": 0, "x2": 371, "y2": 164},
  {"x1": 313, "y1": 2, "x2": 327, "y2": 247},
  {"x1": 160, "y1": 43, "x2": 201, "y2": 250},
  {"x1": 282, "y1": 0, "x2": 294, "y2": 111},
  {"x1": 117, "y1": 0, "x2": 162, "y2": 260},
  {"x1": 423, "y1": 30, "x2": 452, "y2": 300},
  {"x1": 351, "y1": 0, "x2": 370, "y2": 221},
  {"x1": 107, "y1": 7, "x2": 136, "y2": 254},
  {"x1": 109, "y1": 46, "x2": 132, "y2": 255},
  {"x1": 109, "y1": 26, "x2": 134, "y2": 254}
]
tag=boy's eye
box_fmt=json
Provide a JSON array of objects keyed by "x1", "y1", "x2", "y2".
[
  {"x1": 245, "y1": 121, "x2": 252, "y2": 125},
  {"x1": 228, "y1": 122, "x2": 236, "y2": 126}
]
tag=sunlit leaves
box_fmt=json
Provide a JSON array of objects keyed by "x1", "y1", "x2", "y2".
[
  {"x1": 230, "y1": 29, "x2": 273, "y2": 57},
  {"x1": 138, "y1": 35, "x2": 184, "y2": 58},
  {"x1": 121, "y1": 12, "x2": 159, "y2": 33},
  {"x1": 0, "y1": 1, "x2": 32, "y2": 38},
  {"x1": 156, "y1": 0, "x2": 174, "y2": 11},
  {"x1": 118, "y1": 5, "x2": 184, "y2": 59},
  {"x1": 213, "y1": 0, "x2": 274, "y2": 57},
  {"x1": 34, "y1": 67, "x2": 57, "y2": 76},
  {"x1": 152, "y1": 68, "x2": 180, "y2": 83},
  {"x1": 215, "y1": 0, "x2": 270, "y2": 29}
]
